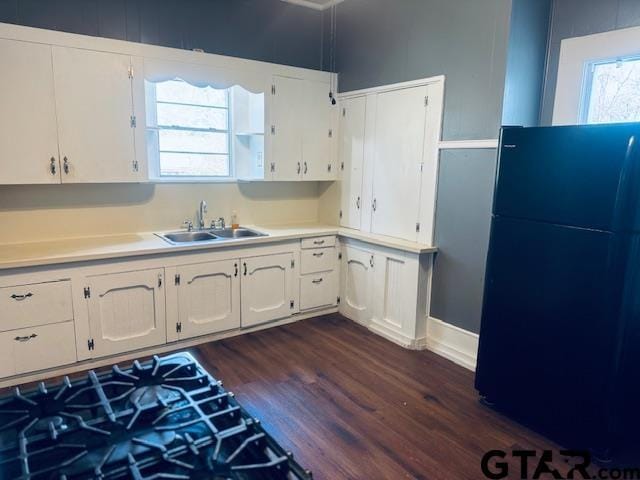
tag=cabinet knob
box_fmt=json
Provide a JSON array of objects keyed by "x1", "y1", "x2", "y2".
[
  {"x1": 63, "y1": 157, "x2": 70, "y2": 174},
  {"x1": 297, "y1": 162, "x2": 301, "y2": 174},
  {"x1": 304, "y1": 162, "x2": 308, "y2": 175},
  {"x1": 50, "y1": 157, "x2": 57, "y2": 175}
]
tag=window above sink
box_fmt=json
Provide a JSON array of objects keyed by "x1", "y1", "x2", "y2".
[{"x1": 145, "y1": 77, "x2": 265, "y2": 183}]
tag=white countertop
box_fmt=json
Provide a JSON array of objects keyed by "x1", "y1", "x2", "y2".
[{"x1": 0, "y1": 224, "x2": 437, "y2": 271}]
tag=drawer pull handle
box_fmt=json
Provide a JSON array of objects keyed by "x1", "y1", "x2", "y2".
[
  {"x1": 313, "y1": 240, "x2": 325, "y2": 245},
  {"x1": 312, "y1": 252, "x2": 324, "y2": 258},
  {"x1": 234, "y1": 263, "x2": 238, "y2": 277},
  {"x1": 312, "y1": 278, "x2": 324, "y2": 284},
  {"x1": 11, "y1": 293, "x2": 33, "y2": 301},
  {"x1": 15, "y1": 333, "x2": 37, "y2": 342}
]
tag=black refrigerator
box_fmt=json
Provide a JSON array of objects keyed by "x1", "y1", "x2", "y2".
[{"x1": 476, "y1": 123, "x2": 640, "y2": 453}]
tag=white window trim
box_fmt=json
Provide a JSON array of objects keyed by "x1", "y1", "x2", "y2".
[{"x1": 554, "y1": 25, "x2": 640, "y2": 125}]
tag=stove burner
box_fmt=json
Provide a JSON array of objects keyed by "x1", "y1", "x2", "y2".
[{"x1": 0, "y1": 353, "x2": 312, "y2": 480}]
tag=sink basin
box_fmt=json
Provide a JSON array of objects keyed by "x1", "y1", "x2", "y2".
[
  {"x1": 211, "y1": 228, "x2": 267, "y2": 239},
  {"x1": 158, "y1": 227, "x2": 267, "y2": 245},
  {"x1": 161, "y1": 231, "x2": 218, "y2": 244}
]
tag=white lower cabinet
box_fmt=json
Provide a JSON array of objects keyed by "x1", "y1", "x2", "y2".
[
  {"x1": 0, "y1": 322, "x2": 77, "y2": 377},
  {"x1": 340, "y1": 239, "x2": 432, "y2": 348},
  {"x1": 241, "y1": 253, "x2": 296, "y2": 328},
  {"x1": 340, "y1": 244, "x2": 374, "y2": 325},
  {"x1": 85, "y1": 268, "x2": 166, "y2": 358},
  {"x1": 167, "y1": 260, "x2": 241, "y2": 341}
]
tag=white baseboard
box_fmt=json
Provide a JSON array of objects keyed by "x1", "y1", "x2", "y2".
[
  {"x1": 368, "y1": 320, "x2": 427, "y2": 350},
  {"x1": 426, "y1": 317, "x2": 479, "y2": 371}
]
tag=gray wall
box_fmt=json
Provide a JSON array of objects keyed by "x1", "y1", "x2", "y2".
[
  {"x1": 331, "y1": 0, "x2": 512, "y2": 141},
  {"x1": 0, "y1": 0, "x2": 325, "y2": 70},
  {"x1": 502, "y1": 0, "x2": 552, "y2": 126},
  {"x1": 541, "y1": 0, "x2": 640, "y2": 124}
]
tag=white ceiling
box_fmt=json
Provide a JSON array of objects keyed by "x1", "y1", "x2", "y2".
[{"x1": 280, "y1": 0, "x2": 344, "y2": 11}]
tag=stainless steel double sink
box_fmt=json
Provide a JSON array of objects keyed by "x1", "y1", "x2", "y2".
[{"x1": 158, "y1": 227, "x2": 267, "y2": 246}]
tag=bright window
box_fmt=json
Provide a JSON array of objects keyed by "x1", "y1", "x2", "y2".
[
  {"x1": 147, "y1": 79, "x2": 231, "y2": 178},
  {"x1": 583, "y1": 57, "x2": 640, "y2": 124}
]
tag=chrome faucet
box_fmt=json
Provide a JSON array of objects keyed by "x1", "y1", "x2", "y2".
[{"x1": 198, "y1": 200, "x2": 207, "y2": 230}]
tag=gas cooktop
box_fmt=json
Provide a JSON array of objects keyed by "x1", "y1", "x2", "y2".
[{"x1": 0, "y1": 352, "x2": 312, "y2": 480}]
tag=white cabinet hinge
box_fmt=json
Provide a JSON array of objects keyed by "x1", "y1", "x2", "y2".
[
  {"x1": 175, "y1": 274, "x2": 181, "y2": 285},
  {"x1": 271, "y1": 84, "x2": 276, "y2": 95},
  {"x1": 342, "y1": 108, "x2": 346, "y2": 117},
  {"x1": 291, "y1": 259, "x2": 295, "y2": 268},
  {"x1": 328, "y1": 129, "x2": 333, "y2": 138},
  {"x1": 87, "y1": 338, "x2": 95, "y2": 351},
  {"x1": 337, "y1": 296, "x2": 341, "y2": 305},
  {"x1": 128, "y1": 65, "x2": 134, "y2": 79},
  {"x1": 84, "y1": 286, "x2": 91, "y2": 299},
  {"x1": 338, "y1": 252, "x2": 343, "y2": 260},
  {"x1": 130, "y1": 115, "x2": 137, "y2": 128},
  {"x1": 132, "y1": 160, "x2": 139, "y2": 172},
  {"x1": 290, "y1": 300, "x2": 295, "y2": 309},
  {"x1": 416, "y1": 222, "x2": 421, "y2": 233},
  {"x1": 271, "y1": 125, "x2": 276, "y2": 135},
  {"x1": 339, "y1": 209, "x2": 343, "y2": 219},
  {"x1": 176, "y1": 322, "x2": 182, "y2": 333},
  {"x1": 270, "y1": 162, "x2": 276, "y2": 173},
  {"x1": 424, "y1": 96, "x2": 429, "y2": 107},
  {"x1": 420, "y1": 162, "x2": 424, "y2": 172}
]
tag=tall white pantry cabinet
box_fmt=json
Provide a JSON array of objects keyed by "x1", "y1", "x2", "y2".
[{"x1": 338, "y1": 77, "x2": 445, "y2": 245}]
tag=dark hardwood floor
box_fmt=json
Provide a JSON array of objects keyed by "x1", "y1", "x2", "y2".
[{"x1": 5, "y1": 314, "x2": 576, "y2": 479}]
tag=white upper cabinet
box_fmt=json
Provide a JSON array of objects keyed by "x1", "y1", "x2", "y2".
[
  {"x1": 270, "y1": 75, "x2": 336, "y2": 181},
  {"x1": 240, "y1": 253, "x2": 295, "y2": 327},
  {"x1": 302, "y1": 80, "x2": 337, "y2": 180},
  {"x1": 173, "y1": 260, "x2": 241, "y2": 340},
  {"x1": 270, "y1": 76, "x2": 304, "y2": 180},
  {"x1": 338, "y1": 96, "x2": 367, "y2": 229},
  {"x1": 370, "y1": 86, "x2": 429, "y2": 241},
  {"x1": 0, "y1": 39, "x2": 60, "y2": 184},
  {"x1": 52, "y1": 47, "x2": 144, "y2": 183}
]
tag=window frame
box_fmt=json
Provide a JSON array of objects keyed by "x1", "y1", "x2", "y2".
[
  {"x1": 145, "y1": 79, "x2": 237, "y2": 183},
  {"x1": 553, "y1": 25, "x2": 640, "y2": 125}
]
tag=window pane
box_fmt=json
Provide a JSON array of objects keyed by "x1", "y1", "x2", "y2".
[
  {"x1": 159, "y1": 152, "x2": 229, "y2": 177},
  {"x1": 157, "y1": 103, "x2": 228, "y2": 130},
  {"x1": 586, "y1": 58, "x2": 640, "y2": 124},
  {"x1": 155, "y1": 80, "x2": 227, "y2": 107},
  {"x1": 159, "y1": 130, "x2": 228, "y2": 154}
]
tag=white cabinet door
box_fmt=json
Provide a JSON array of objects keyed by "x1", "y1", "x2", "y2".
[
  {"x1": 53, "y1": 46, "x2": 142, "y2": 183},
  {"x1": 241, "y1": 253, "x2": 295, "y2": 327},
  {"x1": 338, "y1": 96, "x2": 367, "y2": 228},
  {"x1": 302, "y1": 80, "x2": 336, "y2": 180},
  {"x1": 0, "y1": 39, "x2": 61, "y2": 184},
  {"x1": 175, "y1": 260, "x2": 240, "y2": 340},
  {"x1": 370, "y1": 86, "x2": 429, "y2": 241},
  {"x1": 86, "y1": 268, "x2": 166, "y2": 357},
  {"x1": 340, "y1": 245, "x2": 374, "y2": 325},
  {"x1": 271, "y1": 76, "x2": 304, "y2": 180}
]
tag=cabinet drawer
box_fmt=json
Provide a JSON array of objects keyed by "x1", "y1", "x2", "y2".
[
  {"x1": 0, "y1": 321, "x2": 77, "y2": 378},
  {"x1": 300, "y1": 271, "x2": 337, "y2": 310},
  {"x1": 301, "y1": 248, "x2": 336, "y2": 274},
  {"x1": 301, "y1": 236, "x2": 336, "y2": 249},
  {"x1": 0, "y1": 280, "x2": 73, "y2": 332}
]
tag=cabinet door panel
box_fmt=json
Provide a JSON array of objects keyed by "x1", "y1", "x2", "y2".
[
  {"x1": 271, "y1": 76, "x2": 303, "y2": 180},
  {"x1": 53, "y1": 46, "x2": 140, "y2": 183},
  {"x1": 87, "y1": 268, "x2": 166, "y2": 357},
  {"x1": 340, "y1": 245, "x2": 374, "y2": 325},
  {"x1": 177, "y1": 260, "x2": 240, "y2": 339},
  {"x1": 339, "y1": 96, "x2": 366, "y2": 228},
  {"x1": 0, "y1": 39, "x2": 60, "y2": 184},
  {"x1": 241, "y1": 253, "x2": 294, "y2": 327},
  {"x1": 302, "y1": 80, "x2": 335, "y2": 180},
  {"x1": 370, "y1": 86, "x2": 428, "y2": 241}
]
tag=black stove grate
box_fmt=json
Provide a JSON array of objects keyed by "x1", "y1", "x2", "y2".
[{"x1": 0, "y1": 353, "x2": 312, "y2": 480}]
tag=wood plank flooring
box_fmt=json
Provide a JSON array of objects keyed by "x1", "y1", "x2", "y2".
[{"x1": 5, "y1": 314, "x2": 577, "y2": 479}]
